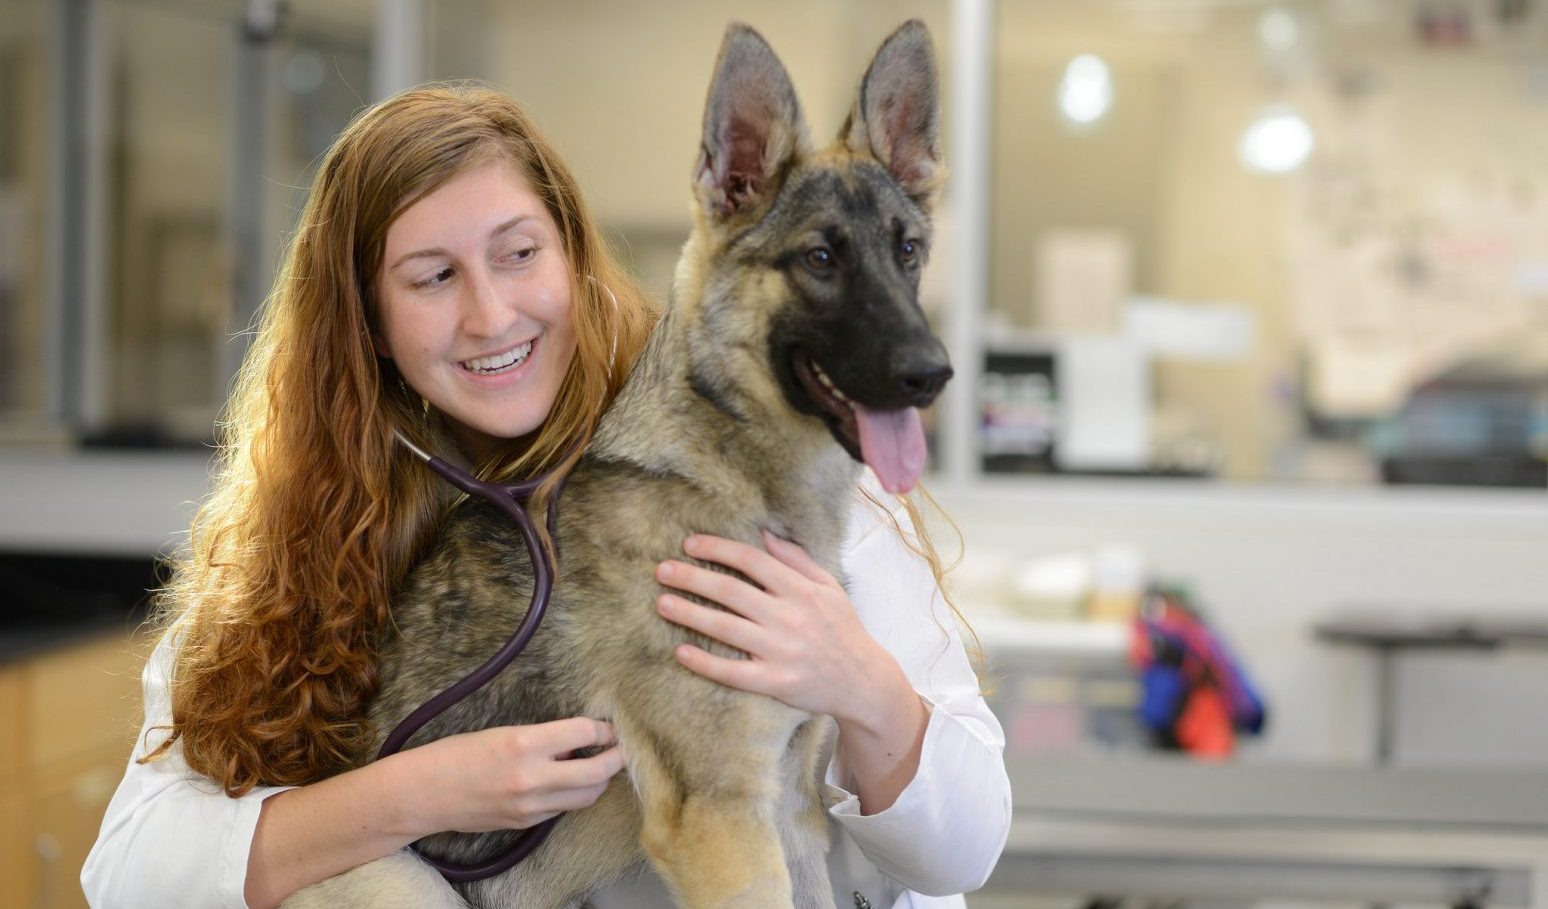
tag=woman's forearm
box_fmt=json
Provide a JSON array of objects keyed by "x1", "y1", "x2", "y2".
[
  {"x1": 832, "y1": 650, "x2": 929, "y2": 815},
  {"x1": 242, "y1": 719, "x2": 622, "y2": 908},
  {"x1": 243, "y1": 753, "x2": 424, "y2": 909}
]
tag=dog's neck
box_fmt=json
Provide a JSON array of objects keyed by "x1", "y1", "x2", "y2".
[{"x1": 589, "y1": 304, "x2": 860, "y2": 531}]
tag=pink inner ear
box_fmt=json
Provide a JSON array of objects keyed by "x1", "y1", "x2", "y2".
[
  {"x1": 719, "y1": 118, "x2": 768, "y2": 212},
  {"x1": 877, "y1": 95, "x2": 933, "y2": 188},
  {"x1": 895, "y1": 159, "x2": 935, "y2": 187},
  {"x1": 885, "y1": 95, "x2": 916, "y2": 151},
  {"x1": 726, "y1": 118, "x2": 765, "y2": 179}
]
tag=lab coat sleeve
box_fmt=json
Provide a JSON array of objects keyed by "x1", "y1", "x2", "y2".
[
  {"x1": 826, "y1": 491, "x2": 1013, "y2": 897},
  {"x1": 81, "y1": 633, "x2": 291, "y2": 909}
]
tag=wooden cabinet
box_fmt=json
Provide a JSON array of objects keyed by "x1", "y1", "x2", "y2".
[
  {"x1": 2, "y1": 631, "x2": 148, "y2": 909},
  {"x1": 1, "y1": 785, "x2": 37, "y2": 908}
]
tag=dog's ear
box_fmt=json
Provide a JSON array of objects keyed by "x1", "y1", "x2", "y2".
[
  {"x1": 693, "y1": 23, "x2": 809, "y2": 223},
  {"x1": 841, "y1": 20, "x2": 944, "y2": 210}
]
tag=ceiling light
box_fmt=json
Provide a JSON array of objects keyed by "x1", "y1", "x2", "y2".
[
  {"x1": 1059, "y1": 54, "x2": 1114, "y2": 126},
  {"x1": 1258, "y1": 8, "x2": 1300, "y2": 51},
  {"x1": 1239, "y1": 106, "x2": 1314, "y2": 173}
]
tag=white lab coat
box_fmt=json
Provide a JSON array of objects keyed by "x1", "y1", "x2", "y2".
[{"x1": 82, "y1": 479, "x2": 1011, "y2": 909}]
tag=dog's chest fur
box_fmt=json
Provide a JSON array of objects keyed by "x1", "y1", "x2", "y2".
[{"x1": 369, "y1": 312, "x2": 860, "y2": 757}]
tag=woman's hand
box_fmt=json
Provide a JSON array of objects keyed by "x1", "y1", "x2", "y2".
[
  {"x1": 398, "y1": 718, "x2": 624, "y2": 834},
  {"x1": 654, "y1": 531, "x2": 929, "y2": 814},
  {"x1": 654, "y1": 531, "x2": 886, "y2": 721}
]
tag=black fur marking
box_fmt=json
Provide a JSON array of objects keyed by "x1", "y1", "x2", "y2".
[{"x1": 688, "y1": 366, "x2": 747, "y2": 423}]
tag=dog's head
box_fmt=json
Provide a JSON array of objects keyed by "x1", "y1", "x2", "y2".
[{"x1": 679, "y1": 20, "x2": 950, "y2": 496}]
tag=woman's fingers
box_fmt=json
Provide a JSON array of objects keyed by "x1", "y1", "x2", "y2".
[
  {"x1": 505, "y1": 726, "x2": 626, "y2": 820},
  {"x1": 524, "y1": 716, "x2": 616, "y2": 758},
  {"x1": 656, "y1": 557, "x2": 772, "y2": 620},
  {"x1": 672, "y1": 644, "x2": 779, "y2": 699},
  {"x1": 656, "y1": 594, "x2": 764, "y2": 654},
  {"x1": 677, "y1": 534, "x2": 799, "y2": 596},
  {"x1": 545, "y1": 744, "x2": 625, "y2": 797},
  {"x1": 760, "y1": 530, "x2": 839, "y2": 586}
]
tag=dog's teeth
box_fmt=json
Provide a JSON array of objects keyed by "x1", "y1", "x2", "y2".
[{"x1": 808, "y1": 361, "x2": 854, "y2": 405}]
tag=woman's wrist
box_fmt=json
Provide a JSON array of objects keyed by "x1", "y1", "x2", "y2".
[
  {"x1": 830, "y1": 641, "x2": 911, "y2": 735},
  {"x1": 832, "y1": 648, "x2": 929, "y2": 815},
  {"x1": 373, "y1": 746, "x2": 443, "y2": 842}
]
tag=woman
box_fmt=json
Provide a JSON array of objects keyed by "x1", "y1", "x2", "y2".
[{"x1": 82, "y1": 84, "x2": 1009, "y2": 909}]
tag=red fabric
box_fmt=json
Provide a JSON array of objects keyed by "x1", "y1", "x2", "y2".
[{"x1": 1176, "y1": 687, "x2": 1234, "y2": 759}]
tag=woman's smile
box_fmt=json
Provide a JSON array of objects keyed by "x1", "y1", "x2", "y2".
[{"x1": 460, "y1": 336, "x2": 536, "y2": 376}]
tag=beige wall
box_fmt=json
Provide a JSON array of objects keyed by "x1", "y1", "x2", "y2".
[{"x1": 473, "y1": 0, "x2": 952, "y2": 228}]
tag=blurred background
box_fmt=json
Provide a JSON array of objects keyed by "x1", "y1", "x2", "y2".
[{"x1": 0, "y1": 1, "x2": 1546, "y2": 907}]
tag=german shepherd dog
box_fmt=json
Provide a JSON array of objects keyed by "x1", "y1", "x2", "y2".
[{"x1": 286, "y1": 20, "x2": 950, "y2": 909}]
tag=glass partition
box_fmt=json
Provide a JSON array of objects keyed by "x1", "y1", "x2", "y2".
[{"x1": 989, "y1": 0, "x2": 1548, "y2": 487}]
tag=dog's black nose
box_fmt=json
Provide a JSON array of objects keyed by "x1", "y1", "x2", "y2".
[{"x1": 895, "y1": 359, "x2": 953, "y2": 406}]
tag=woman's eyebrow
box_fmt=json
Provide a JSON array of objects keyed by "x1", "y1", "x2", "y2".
[{"x1": 388, "y1": 215, "x2": 535, "y2": 272}]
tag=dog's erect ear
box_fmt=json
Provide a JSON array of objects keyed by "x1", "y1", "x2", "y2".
[
  {"x1": 694, "y1": 23, "x2": 809, "y2": 223},
  {"x1": 841, "y1": 20, "x2": 944, "y2": 209}
]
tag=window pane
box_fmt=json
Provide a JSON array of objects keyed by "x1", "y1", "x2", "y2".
[
  {"x1": 98, "y1": 0, "x2": 369, "y2": 445},
  {"x1": 106, "y1": 0, "x2": 235, "y2": 442},
  {"x1": 0, "y1": 0, "x2": 48, "y2": 431},
  {"x1": 990, "y1": 0, "x2": 1548, "y2": 487}
]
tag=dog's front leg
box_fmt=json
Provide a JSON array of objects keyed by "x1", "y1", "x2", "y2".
[
  {"x1": 643, "y1": 786, "x2": 790, "y2": 908},
  {"x1": 622, "y1": 689, "x2": 807, "y2": 909}
]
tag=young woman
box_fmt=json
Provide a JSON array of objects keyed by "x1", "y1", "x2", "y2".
[{"x1": 82, "y1": 85, "x2": 1009, "y2": 909}]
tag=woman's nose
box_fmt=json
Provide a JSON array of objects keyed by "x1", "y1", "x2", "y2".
[{"x1": 459, "y1": 266, "x2": 517, "y2": 339}]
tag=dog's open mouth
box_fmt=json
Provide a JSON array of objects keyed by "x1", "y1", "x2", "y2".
[{"x1": 793, "y1": 355, "x2": 927, "y2": 495}]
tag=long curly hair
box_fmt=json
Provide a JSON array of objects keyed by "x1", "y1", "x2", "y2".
[{"x1": 144, "y1": 85, "x2": 655, "y2": 796}]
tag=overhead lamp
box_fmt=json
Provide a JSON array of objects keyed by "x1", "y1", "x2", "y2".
[
  {"x1": 1059, "y1": 54, "x2": 1113, "y2": 126},
  {"x1": 1239, "y1": 105, "x2": 1314, "y2": 173},
  {"x1": 1258, "y1": 8, "x2": 1300, "y2": 52}
]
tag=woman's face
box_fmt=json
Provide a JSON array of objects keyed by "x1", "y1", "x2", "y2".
[{"x1": 375, "y1": 159, "x2": 576, "y2": 459}]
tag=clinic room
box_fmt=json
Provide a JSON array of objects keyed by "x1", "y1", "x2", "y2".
[{"x1": 2, "y1": 0, "x2": 1546, "y2": 908}]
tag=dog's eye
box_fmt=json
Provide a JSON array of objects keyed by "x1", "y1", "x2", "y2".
[
  {"x1": 899, "y1": 239, "x2": 920, "y2": 261},
  {"x1": 804, "y1": 247, "x2": 835, "y2": 271}
]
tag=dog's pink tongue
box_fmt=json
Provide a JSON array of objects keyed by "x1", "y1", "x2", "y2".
[{"x1": 855, "y1": 405, "x2": 926, "y2": 494}]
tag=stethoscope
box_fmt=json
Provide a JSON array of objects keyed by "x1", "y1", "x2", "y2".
[{"x1": 374, "y1": 429, "x2": 569, "y2": 882}]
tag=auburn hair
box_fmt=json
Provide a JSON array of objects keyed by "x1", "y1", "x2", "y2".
[{"x1": 144, "y1": 85, "x2": 655, "y2": 795}]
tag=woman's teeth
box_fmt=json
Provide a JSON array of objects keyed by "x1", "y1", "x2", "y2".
[{"x1": 462, "y1": 340, "x2": 533, "y2": 375}]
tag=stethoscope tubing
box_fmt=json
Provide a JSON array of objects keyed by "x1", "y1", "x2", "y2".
[{"x1": 376, "y1": 430, "x2": 567, "y2": 882}]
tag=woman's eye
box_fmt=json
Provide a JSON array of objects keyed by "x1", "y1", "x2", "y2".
[
  {"x1": 414, "y1": 266, "x2": 455, "y2": 289},
  {"x1": 504, "y1": 245, "x2": 538, "y2": 264},
  {"x1": 805, "y1": 246, "x2": 834, "y2": 270}
]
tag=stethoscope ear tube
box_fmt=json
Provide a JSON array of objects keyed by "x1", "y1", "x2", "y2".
[{"x1": 378, "y1": 430, "x2": 567, "y2": 881}]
